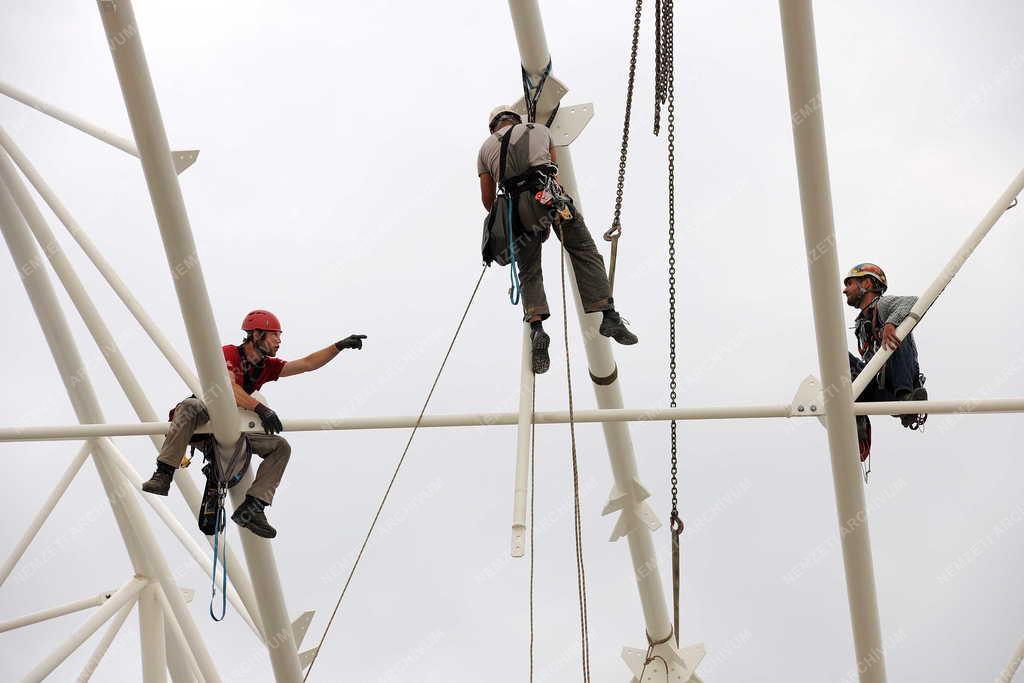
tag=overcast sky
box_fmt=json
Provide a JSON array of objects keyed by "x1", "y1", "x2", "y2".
[{"x1": 2, "y1": 1, "x2": 1023, "y2": 681}]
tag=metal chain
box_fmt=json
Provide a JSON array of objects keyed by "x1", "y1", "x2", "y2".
[
  {"x1": 653, "y1": 0, "x2": 667, "y2": 135},
  {"x1": 605, "y1": 0, "x2": 644, "y2": 242},
  {"x1": 659, "y1": 0, "x2": 684, "y2": 647}
]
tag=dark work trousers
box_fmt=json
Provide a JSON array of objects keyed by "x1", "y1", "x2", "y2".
[
  {"x1": 848, "y1": 342, "x2": 921, "y2": 403},
  {"x1": 513, "y1": 191, "x2": 613, "y2": 322},
  {"x1": 157, "y1": 397, "x2": 291, "y2": 505}
]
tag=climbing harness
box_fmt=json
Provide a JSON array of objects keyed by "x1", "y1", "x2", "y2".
[
  {"x1": 304, "y1": 266, "x2": 488, "y2": 682},
  {"x1": 559, "y1": 239, "x2": 592, "y2": 682}
]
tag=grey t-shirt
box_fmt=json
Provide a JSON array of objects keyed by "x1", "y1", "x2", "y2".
[{"x1": 477, "y1": 122, "x2": 554, "y2": 180}]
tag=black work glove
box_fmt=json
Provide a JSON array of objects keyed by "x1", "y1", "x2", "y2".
[
  {"x1": 335, "y1": 334, "x2": 367, "y2": 351},
  {"x1": 254, "y1": 403, "x2": 283, "y2": 435}
]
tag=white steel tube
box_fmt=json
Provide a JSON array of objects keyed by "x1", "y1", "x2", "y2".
[
  {"x1": 77, "y1": 597, "x2": 137, "y2": 682},
  {"x1": 0, "y1": 178, "x2": 223, "y2": 682},
  {"x1": 0, "y1": 443, "x2": 90, "y2": 586},
  {"x1": 511, "y1": 323, "x2": 534, "y2": 557},
  {"x1": 998, "y1": 637, "x2": 1024, "y2": 683},
  {"x1": 95, "y1": 0, "x2": 236, "y2": 446},
  {"x1": 156, "y1": 583, "x2": 202, "y2": 683},
  {"x1": 4, "y1": 395, "x2": 1024, "y2": 442},
  {"x1": 850, "y1": 168, "x2": 1024, "y2": 399},
  {"x1": 0, "y1": 129, "x2": 264, "y2": 637},
  {"x1": 557, "y1": 145, "x2": 675, "y2": 636},
  {"x1": 138, "y1": 582, "x2": 167, "y2": 683},
  {"x1": 779, "y1": 2, "x2": 886, "y2": 681},
  {"x1": 106, "y1": 442, "x2": 264, "y2": 639},
  {"x1": 0, "y1": 139, "x2": 159, "y2": 443},
  {"x1": 507, "y1": 0, "x2": 550, "y2": 76},
  {"x1": 506, "y1": 0, "x2": 676, "y2": 648},
  {"x1": 0, "y1": 588, "x2": 116, "y2": 633},
  {"x1": 96, "y1": 1, "x2": 300, "y2": 677},
  {"x1": 0, "y1": 129, "x2": 202, "y2": 396},
  {"x1": 0, "y1": 80, "x2": 138, "y2": 157},
  {"x1": 228, "y1": 468, "x2": 298, "y2": 651},
  {"x1": 23, "y1": 576, "x2": 146, "y2": 682}
]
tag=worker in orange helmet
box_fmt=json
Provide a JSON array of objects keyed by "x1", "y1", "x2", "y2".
[
  {"x1": 843, "y1": 264, "x2": 928, "y2": 461},
  {"x1": 141, "y1": 310, "x2": 366, "y2": 538}
]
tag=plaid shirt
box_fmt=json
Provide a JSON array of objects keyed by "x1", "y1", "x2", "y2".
[{"x1": 854, "y1": 295, "x2": 919, "y2": 362}]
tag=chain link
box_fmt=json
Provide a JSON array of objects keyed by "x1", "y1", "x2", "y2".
[
  {"x1": 606, "y1": 0, "x2": 644, "y2": 243},
  {"x1": 657, "y1": 0, "x2": 680, "y2": 531}
]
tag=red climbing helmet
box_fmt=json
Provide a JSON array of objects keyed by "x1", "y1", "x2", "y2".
[
  {"x1": 241, "y1": 309, "x2": 282, "y2": 333},
  {"x1": 843, "y1": 263, "x2": 888, "y2": 294}
]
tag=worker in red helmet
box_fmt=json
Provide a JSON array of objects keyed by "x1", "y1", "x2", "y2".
[
  {"x1": 141, "y1": 310, "x2": 367, "y2": 539},
  {"x1": 842, "y1": 264, "x2": 928, "y2": 460},
  {"x1": 478, "y1": 106, "x2": 638, "y2": 375}
]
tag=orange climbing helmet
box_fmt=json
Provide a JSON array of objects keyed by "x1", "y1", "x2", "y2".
[{"x1": 844, "y1": 263, "x2": 888, "y2": 294}]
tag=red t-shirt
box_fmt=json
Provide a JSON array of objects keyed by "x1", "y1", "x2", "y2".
[{"x1": 222, "y1": 345, "x2": 287, "y2": 394}]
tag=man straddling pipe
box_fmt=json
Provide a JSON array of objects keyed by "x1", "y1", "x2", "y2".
[
  {"x1": 478, "y1": 107, "x2": 638, "y2": 374},
  {"x1": 141, "y1": 309, "x2": 366, "y2": 538},
  {"x1": 843, "y1": 263, "x2": 928, "y2": 460}
]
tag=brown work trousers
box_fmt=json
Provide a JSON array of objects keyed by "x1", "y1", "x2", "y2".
[
  {"x1": 157, "y1": 397, "x2": 290, "y2": 505},
  {"x1": 514, "y1": 191, "x2": 613, "y2": 322}
]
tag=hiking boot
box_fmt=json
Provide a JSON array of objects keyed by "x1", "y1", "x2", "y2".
[
  {"x1": 896, "y1": 386, "x2": 928, "y2": 428},
  {"x1": 231, "y1": 496, "x2": 277, "y2": 539},
  {"x1": 531, "y1": 329, "x2": 551, "y2": 375},
  {"x1": 599, "y1": 311, "x2": 638, "y2": 346},
  {"x1": 141, "y1": 463, "x2": 174, "y2": 496}
]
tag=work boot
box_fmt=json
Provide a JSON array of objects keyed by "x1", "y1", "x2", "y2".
[
  {"x1": 531, "y1": 328, "x2": 551, "y2": 375},
  {"x1": 231, "y1": 496, "x2": 277, "y2": 539},
  {"x1": 141, "y1": 461, "x2": 174, "y2": 495},
  {"x1": 599, "y1": 310, "x2": 638, "y2": 345},
  {"x1": 896, "y1": 386, "x2": 928, "y2": 428}
]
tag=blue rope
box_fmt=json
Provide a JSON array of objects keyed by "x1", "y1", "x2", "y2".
[
  {"x1": 209, "y1": 494, "x2": 228, "y2": 621},
  {"x1": 506, "y1": 197, "x2": 521, "y2": 305}
]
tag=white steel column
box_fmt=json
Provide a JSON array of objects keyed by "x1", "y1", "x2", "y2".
[
  {"x1": 0, "y1": 127, "x2": 266, "y2": 638},
  {"x1": 23, "y1": 577, "x2": 146, "y2": 682},
  {"x1": 999, "y1": 637, "x2": 1024, "y2": 683},
  {"x1": 157, "y1": 584, "x2": 203, "y2": 683},
  {"x1": 778, "y1": 2, "x2": 886, "y2": 681},
  {"x1": 511, "y1": 323, "x2": 534, "y2": 556},
  {"x1": 0, "y1": 588, "x2": 117, "y2": 633},
  {"x1": 0, "y1": 178, "x2": 223, "y2": 683},
  {"x1": 506, "y1": 1, "x2": 703, "y2": 678},
  {"x1": 0, "y1": 80, "x2": 197, "y2": 172},
  {"x1": 850, "y1": 168, "x2": 1024, "y2": 397},
  {"x1": 0, "y1": 128, "x2": 202, "y2": 396},
  {"x1": 138, "y1": 582, "x2": 168, "y2": 683},
  {"x1": 0, "y1": 443, "x2": 90, "y2": 586},
  {"x1": 78, "y1": 598, "x2": 138, "y2": 682},
  {"x1": 95, "y1": 0, "x2": 301, "y2": 678}
]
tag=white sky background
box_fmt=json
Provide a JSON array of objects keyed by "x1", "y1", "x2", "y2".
[{"x1": 1, "y1": 0, "x2": 1023, "y2": 680}]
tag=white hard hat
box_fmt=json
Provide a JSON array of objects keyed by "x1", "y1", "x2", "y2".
[{"x1": 488, "y1": 106, "x2": 521, "y2": 131}]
